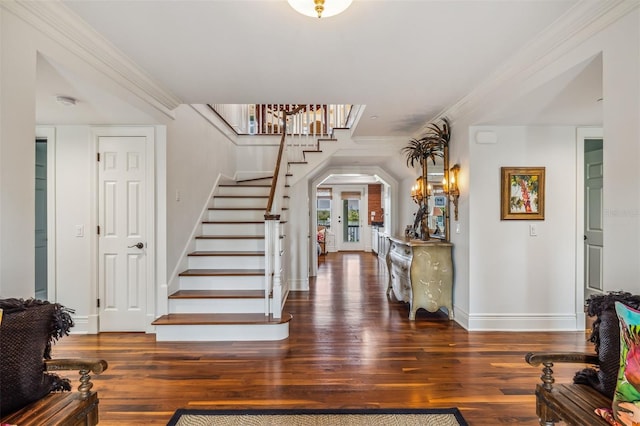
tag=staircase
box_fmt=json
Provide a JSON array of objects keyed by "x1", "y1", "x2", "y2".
[
  {"x1": 152, "y1": 110, "x2": 345, "y2": 342},
  {"x1": 152, "y1": 178, "x2": 293, "y2": 341}
]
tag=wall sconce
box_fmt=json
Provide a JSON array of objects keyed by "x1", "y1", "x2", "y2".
[
  {"x1": 410, "y1": 176, "x2": 431, "y2": 205},
  {"x1": 443, "y1": 164, "x2": 461, "y2": 221},
  {"x1": 410, "y1": 175, "x2": 433, "y2": 240}
]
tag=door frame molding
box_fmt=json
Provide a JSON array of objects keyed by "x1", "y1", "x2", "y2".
[
  {"x1": 89, "y1": 126, "x2": 156, "y2": 333},
  {"x1": 336, "y1": 185, "x2": 367, "y2": 252},
  {"x1": 575, "y1": 127, "x2": 603, "y2": 330},
  {"x1": 309, "y1": 166, "x2": 398, "y2": 276},
  {"x1": 35, "y1": 126, "x2": 57, "y2": 302}
]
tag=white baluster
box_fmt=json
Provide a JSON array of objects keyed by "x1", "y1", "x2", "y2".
[{"x1": 264, "y1": 218, "x2": 273, "y2": 316}]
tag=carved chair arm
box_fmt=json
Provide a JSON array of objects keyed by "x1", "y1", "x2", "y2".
[
  {"x1": 525, "y1": 352, "x2": 599, "y2": 391},
  {"x1": 45, "y1": 359, "x2": 108, "y2": 399}
]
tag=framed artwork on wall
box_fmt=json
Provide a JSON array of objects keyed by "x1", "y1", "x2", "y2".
[{"x1": 500, "y1": 167, "x2": 545, "y2": 220}]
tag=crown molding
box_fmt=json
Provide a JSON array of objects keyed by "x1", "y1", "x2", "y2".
[
  {"x1": 2, "y1": 0, "x2": 182, "y2": 118},
  {"x1": 427, "y1": 0, "x2": 639, "y2": 130}
]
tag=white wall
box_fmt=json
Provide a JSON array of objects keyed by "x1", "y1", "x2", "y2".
[
  {"x1": 165, "y1": 105, "x2": 237, "y2": 290},
  {"x1": 53, "y1": 126, "x2": 93, "y2": 326},
  {"x1": 288, "y1": 179, "x2": 310, "y2": 291},
  {"x1": 451, "y1": 8, "x2": 640, "y2": 331},
  {"x1": 0, "y1": 8, "x2": 239, "y2": 330},
  {"x1": 235, "y1": 142, "x2": 279, "y2": 179},
  {"x1": 468, "y1": 126, "x2": 577, "y2": 330},
  {"x1": 0, "y1": 8, "x2": 38, "y2": 298},
  {"x1": 398, "y1": 177, "x2": 419, "y2": 236},
  {"x1": 600, "y1": 11, "x2": 640, "y2": 292}
]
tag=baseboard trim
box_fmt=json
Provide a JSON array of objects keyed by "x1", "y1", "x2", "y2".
[
  {"x1": 466, "y1": 313, "x2": 580, "y2": 331},
  {"x1": 69, "y1": 314, "x2": 93, "y2": 334},
  {"x1": 289, "y1": 278, "x2": 309, "y2": 291}
]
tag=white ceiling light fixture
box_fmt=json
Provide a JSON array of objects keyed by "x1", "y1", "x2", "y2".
[
  {"x1": 288, "y1": 0, "x2": 352, "y2": 18},
  {"x1": 55, "y1": 95, "x2": 77, "y2": 106}
]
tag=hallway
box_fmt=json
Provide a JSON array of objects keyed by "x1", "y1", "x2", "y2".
[{"x1": 53, "y1": 252, "x2": 591, "y2": 425}]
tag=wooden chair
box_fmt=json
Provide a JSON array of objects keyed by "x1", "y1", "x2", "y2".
[
  {"x1": 1, "y1": 359, "x2": 109, "y2": 426},
  {"x1": 525, "y1": 352, "x2": 610, "y2": 425},
  {"x1": 317, "y1": 226, "x2": 326, "y2": 255},
  {"x1": 525, "y1": 292, "x2": 640, "y2": 425},
  {"x1": 0, "y1": 299, "x2": 108, "y2": 426}
]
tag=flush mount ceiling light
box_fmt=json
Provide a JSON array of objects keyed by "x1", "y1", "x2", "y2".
[
  {"x1": 288, "y1": 0, "x2": 352, "y2": 18},
  {"x1": 55, "y1": 95, "x2": 77, "y2": 106}
]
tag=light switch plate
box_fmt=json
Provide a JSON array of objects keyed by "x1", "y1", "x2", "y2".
[{"x1": 529, "y1": 224, "x2": 538, "y2": 236}]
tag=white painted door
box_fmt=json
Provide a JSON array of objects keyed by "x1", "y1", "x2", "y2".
[
  {"x1": 584, "y1": 144, "x2": 603, "y2": 298},
  {"x1": 339, "y1": 189, "x2": 364, "y2": 251},
  {"x1": 98, "y1": 136, "x2": 148, "y2": 331},
  {"x1": 35, "y1": 140, "x2": 48, "y2": 300}
]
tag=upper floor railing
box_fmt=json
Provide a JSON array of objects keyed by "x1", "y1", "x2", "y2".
[{"x1": 208, "y1": 104, "x2": 352, "y2": 136}]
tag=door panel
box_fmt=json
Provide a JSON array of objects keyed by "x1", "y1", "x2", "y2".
[
  {"x1": 98, "y1": 136, "x2": 147, "y2": 331},
  {"x1": 35, "y1": 140, "x2": 47, "y2": 300},
  {"x1": 340, "y1": 191, "x2": 363, "y2": 250},
  {"x1": 584, "y1": 146, "x2": 603, "y2": 298}
]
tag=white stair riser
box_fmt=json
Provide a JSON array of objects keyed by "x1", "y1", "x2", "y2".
[
  {"x1": 212, "y1": 197, "x2": 267, "y2": 208},
  {"x1": 212, "y1": 197, "x2": 288, "y2": 209},
  {"x1": 236, "y1": 180, "x2": 272, "y2": 186},
  {"x1": 202, "y1": 223, "x2": 264, "y2": 235},
  {"x1": 155, "y1": 323, "x2": 289, "y2": 342},
  {"x1": 169, "y1": 298, "x2": 268, "y2": 314},
  {"x1": 179, "y1": 275, "x2": 264, "y2": 291},
  {"x1": 208, "y1": 209, "x2": 263, "y2": 221},
  {"x1": 196, "y1": 238, "x2": 264, "y2": 252},
  {"x1": 188, "y1": 256, "x2": 265, "y2": 269},
  {"x1": 217, "y1": 186, "x2": 270, "y2": 197}
]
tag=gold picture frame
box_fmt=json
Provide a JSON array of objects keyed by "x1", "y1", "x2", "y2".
[{"x1": 501, "y1": 167, "x2": 545, "y2": 220}]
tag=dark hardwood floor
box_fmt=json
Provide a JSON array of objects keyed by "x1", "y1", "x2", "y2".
[{"x1": 53, "y1": 252, "x2": 592, "y2": 425}]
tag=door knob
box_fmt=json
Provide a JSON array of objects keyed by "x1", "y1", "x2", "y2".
[{"x1": 128, "y1": 242, "x2": 144, "y2": 249}]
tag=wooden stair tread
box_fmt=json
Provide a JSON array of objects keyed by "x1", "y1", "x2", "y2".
[
  {"x1": 213, "y1": 195, "x2": 290, "y2": 199},
  {"x1": 188, "y1": 251, "x2": 264, "y2": 256},
  {"x1": 170, "y1": 290, "x2": 265, "y2": 299},
  {"x1": 203, "y1": 221, "x2": 263, "y2": 224},
  {"x1": 179, "y1": 269, "x2": 264, "y2": 276},
  {"x1": 202, "y1": 221, "x2": 286, "y2": 225},
  {"x1": 219, "y1": 184, "x2": 290, "y2": 188},
  {"x1": 213, "y1": 195, "x2": 268, "y2": 199},
  {"x1": 195, "y1": 235, "x2": 264, "y2": 239},
  {"x1": 152, "y1": 313, "x2": 293, "y2": 326},
  {"x1": 208, "y1": 207, "x2": 288, "y2": 211}
]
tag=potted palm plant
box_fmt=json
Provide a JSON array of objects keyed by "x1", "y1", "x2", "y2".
[{"x1": 402, "y1": 118, "x2": 451, "y2": 240}]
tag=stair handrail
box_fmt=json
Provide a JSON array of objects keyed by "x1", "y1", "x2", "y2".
[
  {"x1": 265, "y1": 104, "x2": 306, "y2": 216},
  {"x1": 264, "y1": 104, "x2": 306, "y2": 319}
]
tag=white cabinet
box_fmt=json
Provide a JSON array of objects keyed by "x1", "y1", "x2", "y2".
[
  {"x1": 372, "y1": 228, "x2": 379, "y2": 253},
  {"x1": 378, "y1": 232, "x2": 389, "y2": 260},
  {"x1": 386, "y1": 236, "x2": 453, "y2": 320}
]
